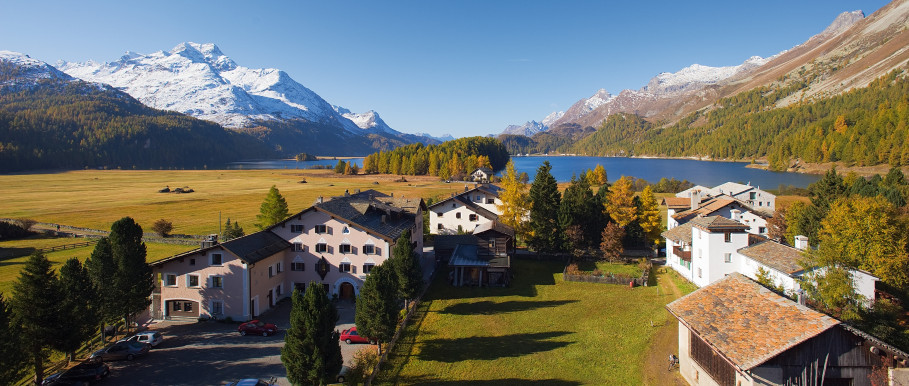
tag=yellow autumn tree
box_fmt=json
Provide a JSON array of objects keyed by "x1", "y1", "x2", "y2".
[
  {"x1": 592, "y1": 164, "x2": 608, "y2": 185},
  {"x1": 638, "y1": 185, "x2": 662, "y2": 246},
  {"x1": 605, "y1": 176, "x2": 637, "y2": 227},
  {"x1": 496, "y1": 160, "x2": 529, "y2": 240}
]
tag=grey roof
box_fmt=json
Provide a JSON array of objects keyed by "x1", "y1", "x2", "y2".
[
  {"x1": 449, "y1": 244, "x2": 487, "y2": 266},
  {"x1": 662, "y1": 223, "x2": 694, "y2": 244},
  {"x1": 315, "y1": 195, "x2": 419, "y2": 242},
  {"x1": 220, "y1": 230, "x2": 291, "y2": 265},
  {"x1": 689, "y1": 216, "x2": 749, "y2": 232},
  {"x1": 473, "y1": 220, "x2": 515, "y2": 237},
  {"x1": 737, "y1": 240, "x2": 805, "y2": 276}
]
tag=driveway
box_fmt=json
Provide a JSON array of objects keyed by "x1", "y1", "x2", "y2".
[{"x1": 104, "y1": 297, "x2": 360, "y2": 386}]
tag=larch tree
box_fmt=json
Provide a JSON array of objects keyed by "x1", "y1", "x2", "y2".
[
  {"x1": 600, "y1": 222, "x2": 625, "y2": 262},
  {"x1": 605, "y1": 176, "x2": 637, "y2": 227},
  {"x1": 528, "y1": 161, "x2": 562, "y2": 253},
  {"x1": 496, "y1": 160, "x2": 529, "y2": 240},
  {"x1": 57, "y1": 258, "x2": 99, "y2": 361},
  {"x1": 355, "y1": 264, "x2": 399, "y2": 354},
  {"x1": 282, "y1": 283, "x2": 343, "y2": 386},
  {"x1": 391, "y1": 230, "x2": 423, "y2": 309},
  {"x1": 0, "y1": 293, "x2": 27, "y2": 386},
  {"x1": 591, "y1": 164, "x2": 608, "y2": 185},
  {"x1": 256, "y1": 185, "x2": 290, "y2": 230},
  {"x1": 10, "y1": 252, "x2": 62, "y2": 385},
  {"x1": 637, "y1": 186, "x2": 662, "y2": 248},
  {"x1": 109, "y1": 217, "x2": 154, "y2": 333}
]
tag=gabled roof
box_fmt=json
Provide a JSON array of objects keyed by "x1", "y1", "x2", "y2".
[
  {"x1": 472, "y1": 167, "x2": 494, "y2": 174},
  {"x1": 737, "y1": 240, "x2": 806, "y2": 276},
  {"x1": 661, "y1": 197, "x2": 691, "y2": 210},
  {"x1": 220, "y1": 230, "x2": 291, "y2": 265},
  {"x1": 671, "y1": 197, "x2": 738, "y2": 222},
  {"x1": 314, "y1": 195, "x2": 419, "y2": 242},
  {"x1": 428, "y1": 191, "x2": 500, "y2": 221},
  {"x1": 689, "y1": 216, "x2": 749, "y2": 232},
  {"x1": 662, "y1": 223, "x2": 694, "y2": 244},
  {"x1": 473, "y1": 220, "x2": 515, "y2": 238},
  {"x1": 666, "y1": 273, "x2": 839, "y2": 371},
  {"x1": 428, "y1": 184, "x2": 502, "y2": 209}
]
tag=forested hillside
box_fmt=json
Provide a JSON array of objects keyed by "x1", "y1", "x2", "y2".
[
  {"x1": 362, "y1": 136, "x2": 509, "y2": 179},
  {"x1": 0, "y1": 67, "x2": 274, "y2": 172},
  {"x1": 571, "y1": 70, "x2": 909, "y2": 170}
]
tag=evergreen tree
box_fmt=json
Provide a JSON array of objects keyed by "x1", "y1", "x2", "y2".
[
  {"x1": 57, "y1": 258, "x2": 99, "y2": 361},
  {"x1": 605, "y1": 176, "x2": 638, "y2": 227},
  {"x1": 10, "y1": 251, "x2": 62, "y2": 385},
  {"x1": 0, "y1": 293, "x2": 27, "y2": 386},
  {"x1": 85, "y1": 237, "x2": 117, "y2": 326},
  {"x1": 558, "y1": 174, "x2": 599, "y2": 252},
  {"x1": 637, "y1": 186, "x2": 662, "y2": 248},
  {"x1": 109, "y1": 217, "x2": 154, "y2": 333},
  {"x1": 527, "y1": 161, "x2": 562, "y2": 253},
  {"x1": 256, "y1": 185, "x2": 290, "y2": 230},
  {"x1": 496, "y1": 160, "x2": 529, "y2": 240},
  {"x1": 391, "y1": 230, "x2": 422, "y2": 309},
  {"x1": 355, "y1": 264, "x2": 399, "y2": 354},
  {"x1": 334, "y1": 160, "x2": 346, "y2": 174},
  {"x1": 798, "y1": 167, "x2": 847, "y2": 246},
  {"x1": 282, "y1": 283, "x2": 343, "y2": 386},
  {"x1": 223, "y1": 218, "x2": 245, "y2": 240}
]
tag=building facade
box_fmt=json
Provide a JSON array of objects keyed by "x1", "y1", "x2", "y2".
[{"x1": 428, "y1": 184, "x2": 502, "y2": 235}]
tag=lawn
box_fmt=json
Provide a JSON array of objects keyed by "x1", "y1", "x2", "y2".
[
  {"x1": 375, "y1": 259, "x2": 682, "y2": 385},
  {"x1": 0, "y1": 235, "x2": 192, "y2": 295},
  {"x1": 576, "y1": 260, "x2": 645, "y2": 277},
  {"x1": 0, "y1": 169, "x2": 459, "y2": 235}
]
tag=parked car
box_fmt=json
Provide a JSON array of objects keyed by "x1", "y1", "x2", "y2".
[
  {"x1": 339, "y1": 326, "x2": 375, "y2": 344},
  {"x1": 118, "y1": 331, "x2": 163, "y2": 348},
  {"x1": 226, "y1": 377, "x2": 276, "y2": 386},
  {"x1": 336, "y1": 366, "x2": 350, "y2": 383},
  {"x1": 42, "y1": 360, "x2": 110, "y2": 385},
  {"x1": 90, "y1": 341, "x2": 150, "y2": 361},
  {"x1": 238, "y1": 320, "x2": 278, "y2": 336}
]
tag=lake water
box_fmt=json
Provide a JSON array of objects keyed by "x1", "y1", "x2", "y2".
[
  {"x1": 510, "y1": 156, "x2": 819, "y2": 188},
  {"x1": 227, "y1": 156, "x2": 820, "y2": 189}
]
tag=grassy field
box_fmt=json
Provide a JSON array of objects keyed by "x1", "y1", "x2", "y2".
[
  {"x1": 0, "y1": 235, "x2": 193, "y2": 295},
  {"x1": 0, "y1": 169, "x2": 461, "y2": 235},
  {"x1": 576, "y1": 261, "x2": 645, "y2": 277},
  {"x1": 375, "y1": 259, "x2": 683, "y2": 385}
]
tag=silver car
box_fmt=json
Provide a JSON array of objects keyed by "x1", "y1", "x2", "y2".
[{"x1": 118, "y1": 331, "x2": 163, "y2": 348}]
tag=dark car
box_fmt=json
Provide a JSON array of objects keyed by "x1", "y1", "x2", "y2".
[
  {"x1": 42, "y1": 361, "x2": 110, "y2": 385},
  {"x1": 226, "y1": 377, "x2": 276, "y2": 386},
  {"x1": 90, "y1": 341, "x2": 149, "y2": 361},
  {"x1": 339, "y1": 326, "x2": 374, "y2": 344},
  {"x1": 238, "y1": 320, "x2": 278, "y2": 336}
]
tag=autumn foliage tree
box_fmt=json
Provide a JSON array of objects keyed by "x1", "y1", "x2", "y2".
[
  {"x1": 496, "y1": 160, "x2": 529, "y2": 240},
  {"x1": 600, "y1": 222, "x2": 625, "y2": 262},
  {"x1": 605, "y1": 176, "x2": 637, "y2": 227},
  {"x1": 637, "y1": 186, "x2": 662, "y2": 248}
]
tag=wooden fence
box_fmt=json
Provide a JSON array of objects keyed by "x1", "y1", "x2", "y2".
[
  {"x1": 15, "y1": 320, "x2": 125, "y2": 386},
  {"x1": 562, "y1": 262, "x2": 652, "y2": 287},
  {"x1": 37, "y1": 239, "x2": 98, "y2": 253}
]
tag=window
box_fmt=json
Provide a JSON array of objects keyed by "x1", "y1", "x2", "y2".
[
  {"x1": 211, "y1": 276, "x2": 223, "y2": 288},
  {"x1": 750, "y1": 192, "x2": 756, "y2": 200},
  {"x1": 697, "y1": 268, "x2": 702, "y2": 278},
  {"x1": 759, "y1": 227, "x2": 766, "y2": 234},
  {"x1": 210, "y1": 253, "x2": 222, "y2": 266},
  {"x1": 187, "y1": 275, "x2": 200, "y2": 288},
  {"x1": 292, "y1": 242, "x2": 303, "y2": 252},
  {"x1": 469, "y1": 214, "x2": 478, "y2": 222},
  {"x1": 487, "y1": 198, "x2": 495, "y2": 204},
  {"x1": 276, "y1": 284, "x2": 283, "y2": 296},
  {"x1": 340, "y1": 244, "x2": 352, "y2": 254},
  {"x1": 724, "y1": 232, "x2": 732, "y2": 243},
  {"x1": 184, "y1": 302, "x2": 192, "y2": 312},
  {"x1": 363, "y1": 245, "x2": 375, "y2": 255},
  {"x1": 291, "y1": 262, "x2": 305, "y2": 271},
  {"x1": 189, "y1": 258, "x2": 195, "y2": 266},
  {"x1": 315, "y1": 243, "x2": 327, "y2": 253},
  {"x1": 436, "y1": 211, "x2": 443, "y2": 217},
  {"x1": 277, "y1": 262, "x2": 283, "y2": 273},
  {"x1": 475, "y1": 195, "x2": 482, "y2": 201},
  {"x1": 164, "y1": 274, "x2": 177, "y2": 287},
  {"x1": 451, "y1": 203, "x2": 456, "y2": 208},
  {"x1": 758, "y1": 202, "x2": 763, "y2": 206},
  {"x1": 342, "y1": 227, "x2": 350, "y2": 234},
  {"x1": 291, "y1": 224, "x2": 304, "y2": 233},
  {"x1": 724, "y1": 253, "x2": 731, "y2": 263},
  {"x1": 456, "y1": 212, "x2": 461, "y2": 219},
  {"x1": 315, "y1": 225, "x2": 327, "y2": 234},
  {"x1": 211, "y1": 300, "x2": 223, "y2": 315},
  {"x1": 363, "y1": 263, "x2": 375, "y2": 274},
  {"x1": 437, "y1": 223, "x2": 443, "y2": 230},
  {"x1": 339, "y1": 262, "x2": 351, "y2": 273},
  {"x1": 172, "y1": 302, "x2": 182, "y2": 311},
  {"x1": 268, "y1": 266, "x2": 274, "y2": 278}
]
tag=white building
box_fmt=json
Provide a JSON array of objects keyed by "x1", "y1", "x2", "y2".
[
  {"x1": 470, "y1": 167, "x2": 494, "y2": 183},
  {"x1": 429, "y1": 184, "x2": 503, "y2": 235},
  {"x1": 678, "y1": 182, "x2": 776, "y2": 211},
  {"x1": 664, "y1": 189, "x2": 771, "y2": 237}
]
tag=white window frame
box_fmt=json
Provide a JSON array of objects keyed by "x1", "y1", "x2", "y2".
[
  {"x1": 276, "y1": 261, "x2": 283, "y2": 273},
  {"x1": 292, "y1": 242, "x2": 303, "y2": 252},
  {"x1": 210, "y1": 253, "x2": 223, "y2": 266},
  {"x1": 339, "y1": 262, "x2": 351, "y2": 273},
  {"x1": 724, "y1": 253, "x2": 732, "y2": 263},
  {"x1": 186, "y1": 274, "x2": 200, "y2": 288},
  {"x1": 363, "y1": 244, "x2": 375, "y2": 255},
  {"x1": 291, "y1": 260, "x2": 305, "y2": 271},
  {"x1": 340, "y1": 244, "x2": 352, "y2": 254},
  {"x1": 342, "y1": 227, "x2": 350, "y2": 234},
  {"x1": 209, "y1": 275, "x2": 224, "y2": 289},
  {"x1": 210, "y1": 300, "x2": 224, "y2": 316},
  {"x1": 268, "y1": 265, "x2": 274, "y2": 278},
  {"x1": 164, "y1": 273, "x2": 178, "y2": 287},
  {"x1": 315, "y1": 225, "x2": 327, "y2": 234},
  {"x1": 363, "y1": 263, "x2": 375, "y2": 274}
]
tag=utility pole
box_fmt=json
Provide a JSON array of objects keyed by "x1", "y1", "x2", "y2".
[{"x1": 219, "y1": 211, "x2": 222, "y2": 237}]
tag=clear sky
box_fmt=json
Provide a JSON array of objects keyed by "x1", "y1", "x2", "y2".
[{"x1": 0, "y1": 0, "x2": 891, "y2": 137}]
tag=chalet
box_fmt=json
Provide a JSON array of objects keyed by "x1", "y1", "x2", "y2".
[
  {"x1": 148, "y1": 192, "x2": 425, "y2": 321},
  {"x1": 665, "y1": 192, "x2": 770, "y2": 237},
  {"x1": 667, "y1": 273, "x2": 908, "y2": 386},
  {"x1": 428, "y1": 184, "x2": 503, "y2": 235},
  {"x1": 470, "y1": 167, "x2": 494, "y2": 183},
  {"x1": 678, "y1": 182, "x2": 776, "y2": 211},
  {"x1": 437, "y1": 221, "x2": 514, "y2": 287}
]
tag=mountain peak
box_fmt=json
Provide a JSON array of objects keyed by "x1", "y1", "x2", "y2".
[
  {"x1": 0, "y1": 51, "x2": 73, "y2": 85},
  {"x1": 816, "y1": 10, "x2": 864, "y2": 39}
]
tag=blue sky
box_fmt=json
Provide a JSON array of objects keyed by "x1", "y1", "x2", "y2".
[{"x1": 0, "y1": 0, "x2": 891, "y2": 137}]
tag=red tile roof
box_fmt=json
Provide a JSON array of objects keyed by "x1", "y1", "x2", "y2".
[{"x1": 666, "y1": 273, "x2": 839, "y2": 370}]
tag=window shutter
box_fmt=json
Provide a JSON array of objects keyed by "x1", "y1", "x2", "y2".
[
  {"x1": 338, "y1": 264, "x2": 342, "y2": 272},
  {"x1": 353, "y1": 266, "x2": 357, "y2": 274}
]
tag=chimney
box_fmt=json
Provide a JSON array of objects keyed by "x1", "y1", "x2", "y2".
[
  {"x1": 730, "y1": 209, "x2": 741, "y2": 222},
  {"x1": 381, "y1": 215, "x2": 387, "y2": 224},
  {"x1": 690, "y1": 189, "x2": 700, "y2": 211},
  {"x1": 201, "y1": 234, "x2": 219, "y2": 249},
  {"x1": 796, "y1": 289, "x2": 807, "y2": 306},
  {"x1": 390, "y1": 192, "x2": 394, "y2": 197},
  {"x1": 794, "y1": 235, "x2": 809, "y2": 250},
  {"x1": 317, "y1": 196, "x2": 323, "y2": 204},
  {"x1": 344, "y1": 189, "x2": 349, "y2": 197},
  {"x1": 465, "y1": 184, "x2": 469, "y2": 192}
]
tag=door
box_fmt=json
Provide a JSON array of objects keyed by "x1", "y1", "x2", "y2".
[
  {"x1": 340, "y1": 282, "x2": 355, "y2": 299},
  {"x1": 267, "y1": 289, "x2": 273, "y2": 307}
]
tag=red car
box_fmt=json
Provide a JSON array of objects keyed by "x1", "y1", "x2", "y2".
[
  {"x1": 238, "y1": 320, "x2": 278, "y2": 336},
  {"x1": 339, "y1": 327, "x2": 375, "y2": 344}
]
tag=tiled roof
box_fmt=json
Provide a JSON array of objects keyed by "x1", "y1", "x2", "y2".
[
  {"x1": 737, "y1": 240, "x2": 805, "y2": 275},
  {"x1": 315, "y1": 195, "x2": 418, "y2": 241},
  {"x1": 428, "y1": 184, "x2": 502, "y2": 210},
  {"x1": 473, "y1": 220, "x2": 515, "y2": 237},
  {"x1": 662, "y1": 197, "x2": 691, "y2": 209},
  {"x1": 662, "y1": 223, "x2": 693, "y2": 244},
  {"x1": 689, "y1": 216, "x2": 749, "y2": 232},
  {"x1": 220, "y1": 230, "x2": 291, "y2": 265},
  {"x1": 666, "y1": 273, "x2": 839, "y2": 370},
  {"x1": 672, "y1": 197, "x2": 737, "y2": 221}
]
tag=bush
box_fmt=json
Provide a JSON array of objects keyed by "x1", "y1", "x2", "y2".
[
  {"x1": 15, "y1": 218, "x2": 36, "y2": 231},
  {"x1": 0, "y1": 220, "x2": 34, "y2": 240},
  {"x1": 346, "y1": 347, "x2": 379, "y2": 384},
  {"x1": 152, "y1": 219, "x2": 174, "y2": 237}
]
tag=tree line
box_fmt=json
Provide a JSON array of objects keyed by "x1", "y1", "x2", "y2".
[
  {"x1": 361, "y1": 137, "x2": 510, "y2": 179},
  {"x1": 0, "y1": 217, "x2": 154, "y2": 385}
]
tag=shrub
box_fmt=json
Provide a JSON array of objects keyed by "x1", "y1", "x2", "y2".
[
  {"x1": 565, "y1": 263, "x2": 581, "y2": 275},
  {"x1": 15, "y1": 218, "x2": 36, "y2": 231},
  {"x1": 346, "y1": 347, "x2": 379, "y2": 384},
  {"x1": 151, "y1": 219, "x2": 174, "y2": 237},
  {"x1": 0, "y1": 221, "x2": 34, "y2": 239}
]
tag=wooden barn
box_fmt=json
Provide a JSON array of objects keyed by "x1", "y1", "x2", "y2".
[
  {"x1": 667, "y1": 273, "x2": 909, "y2": 386},
  {"x1": 435, "y1": 221, "x2": 514, "y2": 287}
]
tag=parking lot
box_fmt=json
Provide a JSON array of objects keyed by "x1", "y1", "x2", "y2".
[{"x1": 103, "y1": 298, "x2": 365, "y2": 386}]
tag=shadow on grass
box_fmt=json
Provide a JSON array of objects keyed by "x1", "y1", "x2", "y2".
[
  {"x1": 428, "y1": 260, "x2": 565, "y2": 301},
  {"x1": 390, "y1": 375, "x2": 582, "y2": 385},
  {"x1": 0, "y1": 247, "x2": 36, "y2": 260},
  {"x1": 438, "y1": 300, "x2": 576, "y2": 315},
  {"x1": 417, "y1": 331, "x2": 573, "y2": 363}
]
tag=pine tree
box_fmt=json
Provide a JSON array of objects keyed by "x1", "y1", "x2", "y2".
[
  {"x1": 391, "y1": 230, "x2": 422, "y2": 309},
  {"x1": 558, "y1": 174, "x2": 598, "y2": 252},
  {"x1": 637, "y1": 186, "x2": 662, "y2": 247},
  {"x1": 57, "y1": 258, "x2": 99, "y2": 361},
  {"x1": 496, "y1": 160, "x2": 529, "y2": 240},
  {"x1": 334, "y1": 160, "x2": 346, "y2": 174},
  {"x1": 256, "y1": 185, "x2": 290, "y2": 230},
  {"x1": 10, "y1": 251, "x2": 62, "y2": 385},
  {"x1": 86, "y1": 237, "x2": 117, "y2": 326},
  {"x1": 528, "y1": 161, "x2": 562, "y2": 253},
  {"x1": 223, "y1": 218, "x2": 245, "y2": 240},
  {"x1": 0, "y1": 293, "x2": 27, "y2": 386},
  {"x1": 282, "y1": 283, "x2": 343, "y2": 386},
  {"x1": 605, "y1": 176, "x2": 637, "y2": 227},
  {"x1": 109, "y1": 217, "x2": 154, "y2": 333},
  {"x1": 355, "y1": 264, "x2": 399, "y2": 354},
  {"x1": 798, "y1": 167, "x2": 847, "y2": 246}
]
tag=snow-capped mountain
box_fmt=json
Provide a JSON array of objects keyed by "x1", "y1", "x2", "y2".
[
  {"x1": 414, "y1": 132, "x2": 455, "y2": 142},
  {"x1": 501, "y1": 120, "x2": 548, "y2": 137},
  {"x1": 332, "y1": 105, "x2": 396, "y2": 134},
  {"x1": 541, "y1": 111, "x2": 564, "y2": 127},
  {"x1": 0, "y1": 51, "x2": 75, "y2": 89},
  {"x1": 643, "y1": 56, "x2": 770, "y2": 96}
]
